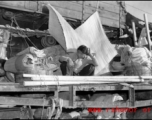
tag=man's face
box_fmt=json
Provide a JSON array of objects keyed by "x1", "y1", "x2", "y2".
[{"x1": 77, "y1": 50, "x2": 85, "y2": 59}]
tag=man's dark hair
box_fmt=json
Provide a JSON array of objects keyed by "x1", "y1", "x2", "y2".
[{"x1": 77, "y1": 45, "x2": 89, "y2": 55}]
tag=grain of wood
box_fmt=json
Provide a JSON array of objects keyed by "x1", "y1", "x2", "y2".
[
  {"x1": 84, "y1": 6, "x2": 119, "y2": 20},
  {"x1": 24, "y1": 1, "x2": 38, "y2": 11},
  {"x1": 0, "y1": 1, "x2": 25, "y2": 8},
  {"x1": 40, "y1": 1, "x2": 83, "y2": 12},
  {"x1": 84, "y1": 1, "x2": 119, "y2": 13}
]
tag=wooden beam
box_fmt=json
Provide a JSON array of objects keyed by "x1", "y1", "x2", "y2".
[
  {"x1": 0, "y1": 97, "x2": 50, "y2": 106},
  {"x1": 0, "y1": 25, "x2": 50, "y2": 36},
  {"x1": 0, "y1": 83, "x2": 152, "y2": 92},
  {"x1": 69, "y1": 86, "x2": 76, "y2": 107},
  {"x1": 0, "y1": 110, "x2": 21, "y2": 119},
  {"x1": 63, "y1": 99, "x2": 152, "y2": 108},
  {"x1": 132, "y1": 21, "x2": 138, "y2": 46},
  {"x1": 144, "y1": 14, "x2": 151, "y2": 50},
  {"x1": 129, "y1": 87, "x2": 135, "y2": 107}
]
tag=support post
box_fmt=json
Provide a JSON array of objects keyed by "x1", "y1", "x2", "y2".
[
  {"x1": 69, "y1": 86, "x2": 76, "y2": 107},
  {"x1": 129, "y1": 87, "x2": 135, "y2": 107},
  {"x1": 144, "y1": 14, "x2": 151, "y2": 50},
  {"x1": 132, "y1": 21, "x2": 138, "y2": 47}
]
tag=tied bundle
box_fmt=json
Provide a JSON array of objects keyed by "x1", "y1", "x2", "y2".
[{"x1": 0, "y1": 30, "x2": 10, "y2": 60}]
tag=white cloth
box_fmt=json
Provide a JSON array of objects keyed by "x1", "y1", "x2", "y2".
[
  {"x1": 138, "y1": 27, "x2": 149, "y2": 46},
  {"x1": 45, "y1": 4, "x2": 117, "y2": 75}
]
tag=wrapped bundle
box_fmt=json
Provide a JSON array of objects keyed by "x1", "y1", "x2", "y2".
[
  {"x1": 0, "y1": 29, "x2": 10, "y2": 60},
  {"x1": 116, "y1": 45, "x2": 152, "y2": 76}
]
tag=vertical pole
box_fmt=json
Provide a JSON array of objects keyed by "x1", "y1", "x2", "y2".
[
  {"x1": 144, "y1": 14, "x2": 151, "y2": 50},
  {"x1": 129, "y1": 87, "x2": 135, "y2": 107},
  {"x1": 119, "y1": 2, "x2": 121, "y2": 36},
  {"x1": 82, "y1": 1, "x2": 85, "y2": 23},
  {"x1": 69, "y1": 86, "x2": 76, "y2": 107},
  {"x1": 132, "y1": 21, "x2": 138, "y2": 47}
]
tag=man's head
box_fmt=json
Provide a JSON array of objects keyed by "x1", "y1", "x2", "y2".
[{"x1": 77, "y1": 45, "x2": 89, "y2": 58}]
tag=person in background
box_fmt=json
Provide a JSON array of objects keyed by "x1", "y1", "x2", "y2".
[
  {"x1": 119, "y1": 25, "x2": 134, "y2": 47},
  {"x1": 138, "y1": 24, "x2": 152, "y2": 48},
  {"x1": 59, "y1": 45, "x2": 98, "y2": 76}
]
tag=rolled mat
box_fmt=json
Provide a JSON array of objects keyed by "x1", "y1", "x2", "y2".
[{"x1": 4, "y1": 54, "x2": 35, "y2": 73}]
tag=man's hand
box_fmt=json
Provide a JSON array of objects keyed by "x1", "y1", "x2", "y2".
[{"x1": 67, "y1": 58, "x2": 74, "y2": 67}]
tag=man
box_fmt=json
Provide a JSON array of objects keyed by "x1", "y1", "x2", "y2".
[{"x1": 59, "y1": 45, "x2": 98, "y2": 76}]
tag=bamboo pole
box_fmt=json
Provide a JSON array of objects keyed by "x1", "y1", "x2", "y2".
[
  {"x1": 31, "y1": 77, "x2": 143, "y2": 82},
  {"x1": 144, "y1": 14, "x2": 151, "y2": 50},
  {"x1": 132, "y1": 21, "x2": 138, "y2": 46},
  {"x1": 23, "y1": 74, "x2": 144, "y2": 83},
  {"x1": 23, "y1": 81, "x2": 130, "y2": 86},
  {"x1": 23, "y1": 74, "x2": 151, "y2": 79}
]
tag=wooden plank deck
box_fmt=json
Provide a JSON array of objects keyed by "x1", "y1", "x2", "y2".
[
  {"x1": 0, "y1": 1, "x2": 126, "y2": 28},
  {"x1": 0, "y1": 96, "x2": 152, "y2": 108},
  {"x1": 0, "y1": 83, "x2": 151, "y2": 92}
]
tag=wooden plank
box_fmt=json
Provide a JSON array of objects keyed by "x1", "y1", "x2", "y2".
[
  {"x1": 0, "y1": 1, "x2": 25, "y2": 9},
  {"x1": 0, "y1": 110, "x2": 21, "y2": 119},
  {"x1": 50, "y1": 6, "x2": 82, "y2": 20},
  {"x1": 24, "y1": 1, "x2": 38, "y2": 11},
  {"x1": 71, "y1": 99, "x2": 152, "y2": 108},
  {"x1": 74, "y1": 84, "x2": 152, "y2": 91},
  {"x1": 83, "y1": 13, "x2": 119, "y2": 28},
  {"x1": 101, "y1": 1, "x2": 119, "y2": 6},
  {"x1": 0, "y1": 97, "x2": 50, "y2": 106},
  {"x1": 129, "y1": 87, "x2": 135, "y2": 107},
  {"x1": 84, "y1": 5, "x2": 119, "y2": 21},
  {"x1": 70, "y1": 1, "x2": 83, "y2": 4},
  {"x1": 84, "y1": 1, "x2": 119, "y2": 13},
  {"x1": 0, "y1": 83, "x2": 152, "y2": 92},
  {"x1": 38, "y1": 2, "x2": 82, "y2": 20},
  {"x1": 39, "y1": 1, "x2": 82, "y2": 12},
  {"x1": 0, "y1": 84, "x2": 69, "y2": 92}
]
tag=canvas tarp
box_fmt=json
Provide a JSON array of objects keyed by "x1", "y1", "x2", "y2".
[{"x1": 45, "y1": 4, "x2": 117, "y2": 75}]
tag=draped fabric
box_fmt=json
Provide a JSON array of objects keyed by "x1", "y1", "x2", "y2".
[{"x1": 45, "y1": 4, "x2": 117, "y2": 75}]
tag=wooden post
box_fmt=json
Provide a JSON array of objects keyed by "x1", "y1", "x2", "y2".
[
  {"x1": 144, "y1": 14, "x2": 151, "y2": 50},
  {"x1": 69, "y1": 86, "x2": 76, "y2": 107},
  {"x1": 129, "y1": 87, "x2": 135, "y2": 107},
  {"x1": 132, "y1": 21, "x2": 138, "y2": 47}
]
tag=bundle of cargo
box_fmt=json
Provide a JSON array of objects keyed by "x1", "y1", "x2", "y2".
[
  {"x1": 115, "y1": 45, "x2": 152, "y2": 76},
  {"x1": 4, "y1": 47, "x2": 59, "y2": 83},
  {"x1": 0, "y1": 29, "x2": 15, "y2": 82}
]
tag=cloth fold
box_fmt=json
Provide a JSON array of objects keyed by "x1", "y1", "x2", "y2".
[{"x1": 45, "y1": 4, "x2": 117, "y2": 75}]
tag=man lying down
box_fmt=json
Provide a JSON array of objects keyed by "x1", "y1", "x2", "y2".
[
  {"x1": 111, "y1": 44, "x2": 152, "y2": 76},
  {"x1": 59, "y1": 45, "x2": 98, "y2": 76}
]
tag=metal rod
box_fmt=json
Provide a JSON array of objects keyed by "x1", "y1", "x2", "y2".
[
  {"x1": 144, "y1": 14, "x2": 151, "y2": 50},
  {"x1": 132, "y1": 21, "x2": 138, "y2": 46}
]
